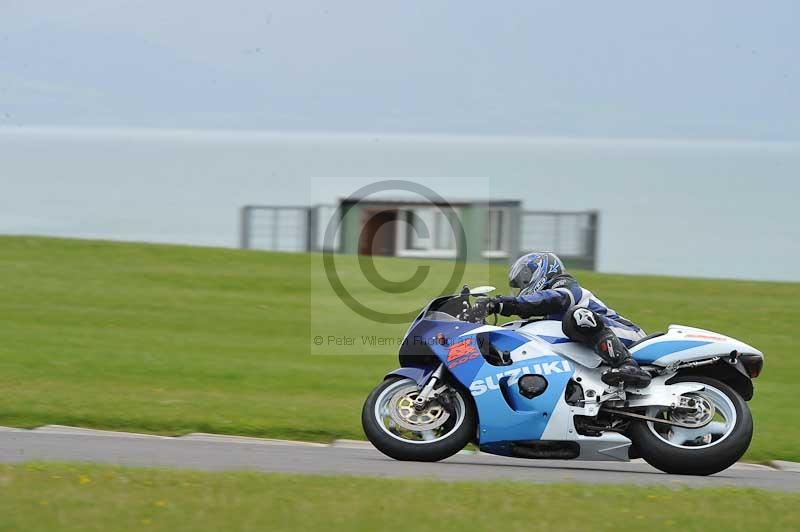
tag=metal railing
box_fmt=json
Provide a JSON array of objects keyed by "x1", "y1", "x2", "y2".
[
  {"x1": 519, "y1": 210, "x2": 599, "y2": 270},
  {"x1": 240, "y1": 205, "x2": 599, "y2": 270},
  {"x1": 239, "y1": 205, "x2": 339, "y2": 252}
]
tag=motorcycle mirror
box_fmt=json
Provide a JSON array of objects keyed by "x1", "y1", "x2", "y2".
[{"x1": 469, "y1": 286, "x2": 496, "y2": 296}]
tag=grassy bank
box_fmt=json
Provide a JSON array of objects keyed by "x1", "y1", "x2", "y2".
[
  {"x1": 0, "y1": 236, "x2": 797, "y2": 460},
  {"x1": 1, "y1": 463, "x2": 798, "y2": 531}
]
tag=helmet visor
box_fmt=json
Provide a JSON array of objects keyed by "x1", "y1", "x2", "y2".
[
  {"x1": 508, "y1": 256, "x2": 532, "y2": 289},
  {"x1": 508, "y1": 254, "x2": 548, "y2": 294}
]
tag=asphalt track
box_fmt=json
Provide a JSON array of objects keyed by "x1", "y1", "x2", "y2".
[{"x1": 1, "y1": 426, "x2": 798, "y2": 492}]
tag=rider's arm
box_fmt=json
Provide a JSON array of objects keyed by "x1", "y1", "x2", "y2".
[
  {"x1": 495, "y1": 290, "x2": 572, "y2": 319},
  {"x1": 495, "y1": 276, "x2": 584, "y2": 319}
]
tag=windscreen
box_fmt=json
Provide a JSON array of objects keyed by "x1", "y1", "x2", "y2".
[{"x1": 421, "y1": 295, "x2": 467, "y2": 322}]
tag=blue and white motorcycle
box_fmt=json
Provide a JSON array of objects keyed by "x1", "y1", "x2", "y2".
[{"x1": 362, "y1": 286, "x2": 764, "y2": 475}]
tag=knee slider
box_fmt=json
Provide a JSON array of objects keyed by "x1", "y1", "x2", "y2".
[
  {"x1": 565, "y1": 307, "x2": 603, "y2": 332},
  {"x1": 562, "y1": 306, "x2": 604, "y2": 344}
]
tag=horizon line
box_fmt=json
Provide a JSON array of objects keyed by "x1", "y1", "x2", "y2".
[{"x1": 1, "y1": 125, "x2": 799, "y2": 149}]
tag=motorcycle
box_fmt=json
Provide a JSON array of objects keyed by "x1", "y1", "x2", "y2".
[{"x1": 362, "y1": 286, "x2": 764, "y2": 475}]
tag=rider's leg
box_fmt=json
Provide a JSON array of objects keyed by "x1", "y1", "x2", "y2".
[{"x1": 562, "y1": 307, "x2": 651, "y2": 388}]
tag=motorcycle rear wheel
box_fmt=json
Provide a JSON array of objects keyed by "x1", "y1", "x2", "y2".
[
  {"x1": 628, "y1": 376, "x2": 753, "y2": 476},
  {"x1": 362, "y1": 376, "x2": 476, "y2": 462}
]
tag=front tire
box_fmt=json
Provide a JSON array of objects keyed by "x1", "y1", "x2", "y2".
[
  {"x1": 362, "y1": 376, "x2": 477, "y2": 462},
  {"x1": 628, "y1": 376, "x2": 753, "y2": 476}
]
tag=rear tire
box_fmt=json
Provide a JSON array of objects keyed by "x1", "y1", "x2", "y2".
[
  {"x1": 628, "y1": 376, "x2": 753, "y2": 476},
  {"x1": 362, "y1": 376, "x2": 476, "y2": 462}
]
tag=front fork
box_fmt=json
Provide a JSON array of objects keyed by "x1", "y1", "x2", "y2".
[{"x1": 413, "y1": 363, "x2": 446, "y2": 412}]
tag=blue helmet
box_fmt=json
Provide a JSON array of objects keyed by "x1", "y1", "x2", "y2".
[{"x1": 508, "y1": 252, "x2": 566, "y2": 295}]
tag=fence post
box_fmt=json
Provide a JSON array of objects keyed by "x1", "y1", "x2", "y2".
[
  {"x1": 240, "y1": 206, "x2": 252, "y2": 249},
  {"x1": 508, "y1": 205, "x2": 522, "y2": 263},
  {"x1": 272, "y1": 209, "x2": 280, "y2": 250},
  {"x1": 554, "y1": 214, "x2": 562, "y2": 254},
  {"x1": 587, "y1": 211, "x2": 599, "y2": 271},
  {"x1": 306, "y1": 206, "x2": 318, "y2": 252}
]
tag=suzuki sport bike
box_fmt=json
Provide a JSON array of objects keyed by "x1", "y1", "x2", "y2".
[{"x1": 362, "y1": 286, "x2": 764, "y2": 475}]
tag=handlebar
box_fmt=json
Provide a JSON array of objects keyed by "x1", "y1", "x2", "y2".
[{"x1": 457, "y1": 297, "x2": 498, "y2": 324}]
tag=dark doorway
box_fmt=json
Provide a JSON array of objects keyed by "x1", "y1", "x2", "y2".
[{"x1": 359, "y1": 210, "x2": 398, "y2": 256}]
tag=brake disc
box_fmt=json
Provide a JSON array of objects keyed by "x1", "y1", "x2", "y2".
[
  {"x1": 671, "y1": 393, "x2": 716, "y2": 427},
  {"x1": 388, "y1": 387, "x2": 451, "y2": 432}
]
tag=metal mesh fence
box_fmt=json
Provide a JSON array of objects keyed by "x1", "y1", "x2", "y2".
[
  {"x1": 240, "y1": 205, "x2": 340, "y2": 252},
  {"x1": 310, "y1": 205, "x2": 341, "y2": 252},
  {"x1": 240, "y1": 206, "x2": 309, "y2": 252},
  {"x1": 240, "y1": 205, "x2": 598, "y2": 269},
  {"x1": 520, "y1": 211, "x2": 598, "y2": 269}
]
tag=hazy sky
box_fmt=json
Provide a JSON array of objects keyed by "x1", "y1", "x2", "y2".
[
  {"x1": 2, "y1": 127, "x2": 799, "y2": 281},
  {"x1": 2, "y1": 1, "x2": 798, "y2": 139},
  {"x1": 3, "y1": 2, "x2": 799, "y2": 282}
]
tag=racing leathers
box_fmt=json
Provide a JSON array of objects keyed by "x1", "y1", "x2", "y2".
[{"x1": 492, "y1": 274, "x2": 652, "y2": 388}]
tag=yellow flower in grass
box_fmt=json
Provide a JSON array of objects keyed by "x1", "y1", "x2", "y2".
[
  {"x1": 78, "y1": 475, "x2": 91, "y2": 485},
  {"x1": 154, "y1": 500, "x2": 167, "y2": 508}
]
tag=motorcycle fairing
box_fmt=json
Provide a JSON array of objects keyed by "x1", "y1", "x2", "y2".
[
  {"x1": 420, "y1": 319, "x2": 577, "y2": 444},
  {"x1": 515, "y1": 320, "x2": 604, "y2": 368},
  {"x1": 388, "y1": 314, "x2": 762, "y2": 454},
  {"x1": 630, "y1": 325, "x2": 764, "y2": 366},
  {"x1": 398, "y1": 318, "x2": 484, "y2": 377},
  {"x1": 385, "y1": 366, "x2": 435, "y2": 387},
  {"x1": 396, "y1": 317, "x2": 578, "y2": 444},
  {"x1": 516, "y1": 320, "x2": 764, "y2": 368},
  {"x1": 466, "y1": 353, "x2": 575, "y2": 444}
]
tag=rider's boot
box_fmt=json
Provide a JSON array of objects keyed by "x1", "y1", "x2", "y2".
[{"x1": 595, "y1": 333, "x2": 652, "y2": 388}]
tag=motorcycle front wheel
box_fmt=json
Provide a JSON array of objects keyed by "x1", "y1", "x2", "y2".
[
  {"x1": 628, "y1": 376, "x2": 753, "y2": 476},
  {"x1": 362, "y1": 376, "x2": 477, "y2": 462}
]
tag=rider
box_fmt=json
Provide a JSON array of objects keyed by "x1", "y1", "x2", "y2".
[{"x1": 481, "y1": 252, "x2": 652, "y2": 388}]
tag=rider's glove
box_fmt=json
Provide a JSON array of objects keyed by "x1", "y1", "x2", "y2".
[
  {"x1": 477, "y1": 296, "x2": 521, "y2": 316},
  {"x1": 461, "y1": 297, "x2": 497, "y2": 322},
  {"x1": 493, "y1": 296, "x2": 519, "y2": 317},
  {"x1": 474, "y1": 297, "x2": 495, "y2": 314}
]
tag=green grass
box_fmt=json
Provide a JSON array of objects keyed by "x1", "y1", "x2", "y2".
[
  {"x1": 0, "y1": 236, "x2": 798, "y2": 461},
  {"x1": 1, "y1": 462, "x2": 798, "y2": 532}
]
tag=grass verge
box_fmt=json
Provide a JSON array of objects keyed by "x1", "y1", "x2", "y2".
[
  {"x1": 1, "y1": 462, "x2": 798, "y2": 532},
  {"x1": 0, "y1": 236, "x2": 797, "y2": 461}
]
